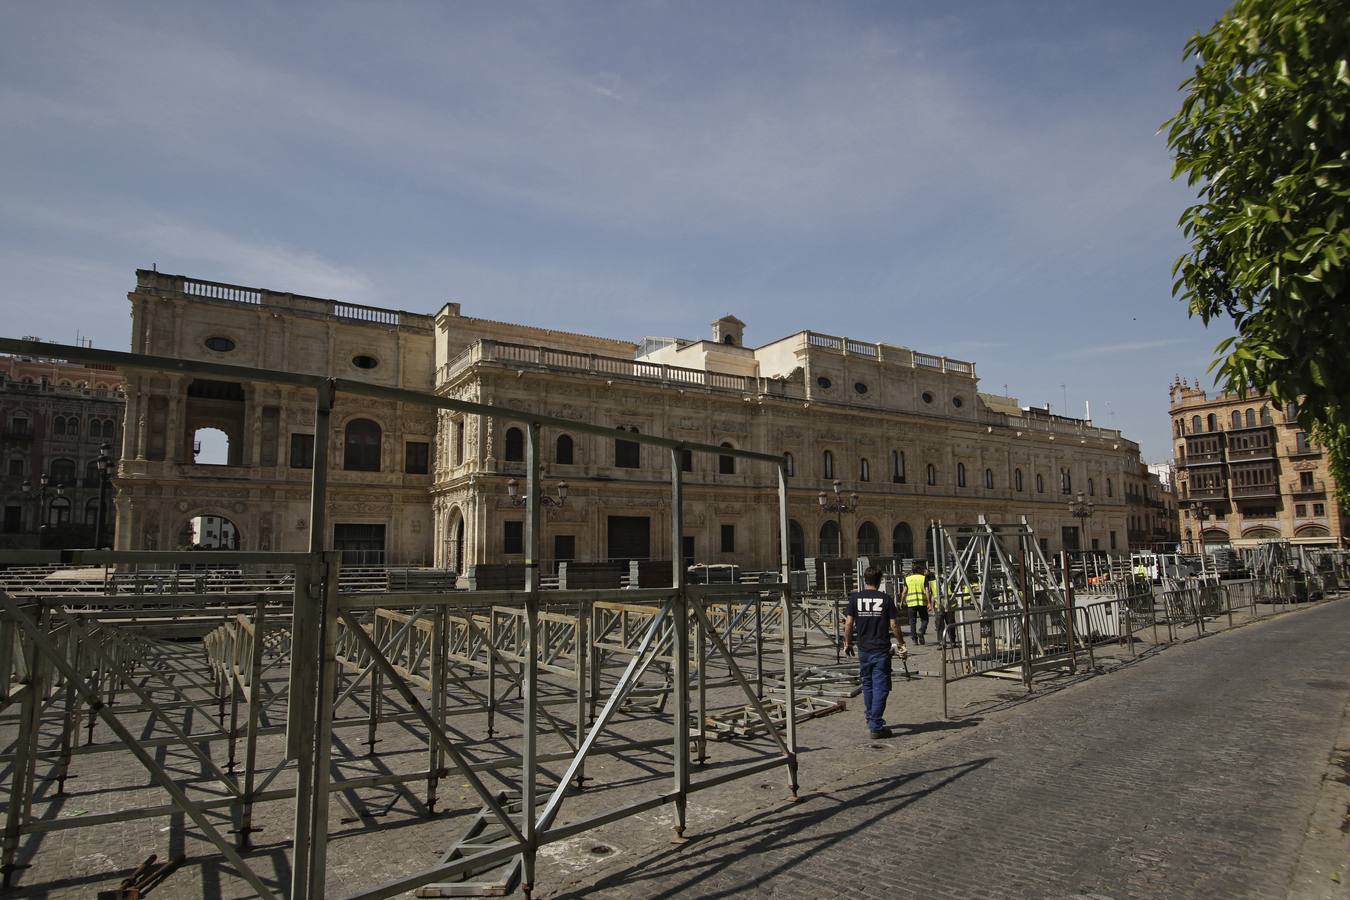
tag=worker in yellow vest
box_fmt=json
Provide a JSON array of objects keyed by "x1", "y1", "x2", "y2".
[{"x1": 903, "y1": 561, "x2": 934, "y2": 645}]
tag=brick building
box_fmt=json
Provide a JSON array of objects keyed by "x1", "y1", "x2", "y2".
[{"x1": 1169, "y1": 379, "x2": 1345, "y2": 550}]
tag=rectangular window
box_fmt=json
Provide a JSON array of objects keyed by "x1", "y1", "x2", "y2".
[
  {"x1": 615, "y1": 436, "x2": 641, "y2": 469},
  {"x1": 405, "y1": 441, "x2": 430, "y2": 475},
  {"x1": 1313, "y1": 503, "x2": 1326, "y2": 517},
  {"x1": 1300, "y1": 471, "x2": 1315, "y2": 490},
  {"x1": 7, "y1": 459, "x2": 22, "y2": 477},
  {"x1": 553, "y1": 534, "x2": 576, "y2": 561},
  {"x1": 721, "y1": 524, "x2": 735, "y2": 553},
  {"x1": 504, "y1": 521, "x2": 524, "y2": 555},
  {"x1": 2, "y1": 505, "x2": 20, "y2": 533},
  {"x1": 290, "y1": 433, "x2": 314, "y2": 469},
  {"x1": 1109, "y1": 531, "x2": 1117, "y2": 550},
  {"x1": 680, "y1": 449, "x2": 693, "y2": 472},
  {"x1": 682, "y1": 535, "x2": 696, "y2": 567},
  {"x1": 1295, "y1": 504, "x2": 1307, "y2": 516},
  {"x1": 454, "y1": 419, "x2": 465, "y2": 466},
  {"x1": 332, "y1": 523, "x2": 385, "y2": 565},
  {"x1": 1295, "y1": 431, "x2": 1312, "y2": 452}
]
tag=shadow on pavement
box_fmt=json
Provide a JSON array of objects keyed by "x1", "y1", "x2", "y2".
[{"x1": 548, "y1": 757, "x2": 993, "y2": 899}]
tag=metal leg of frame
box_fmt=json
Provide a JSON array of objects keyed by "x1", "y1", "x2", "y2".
[{"x1": 671, "y1": 448, "x2": 690, "y2": 841}]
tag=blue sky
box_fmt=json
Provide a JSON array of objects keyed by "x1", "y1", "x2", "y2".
[{"x1": 1, "y1": 1, "x2": 1234, "y2": 461}]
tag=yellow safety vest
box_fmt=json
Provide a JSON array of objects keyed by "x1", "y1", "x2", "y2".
[{"x1": 904, "y1": 573, "x2": 928, "y2": 607}]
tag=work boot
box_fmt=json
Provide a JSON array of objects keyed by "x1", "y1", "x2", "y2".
[{"x1": 869, "y1": 728, "x2": 892, "y2": 739}]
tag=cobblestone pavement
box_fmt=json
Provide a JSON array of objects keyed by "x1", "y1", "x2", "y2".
[{"x1": 548, "y1": 599, "x2": 1350, "y2": 900}]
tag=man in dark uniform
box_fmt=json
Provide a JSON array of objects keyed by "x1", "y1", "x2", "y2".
[{"x1": 843, "y1": 565, "x2": 906, "y2": 739}]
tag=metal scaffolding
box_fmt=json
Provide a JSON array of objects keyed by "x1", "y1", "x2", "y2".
[{"x1": 0, "y1": 336, "x2": 801, "y2": 899}]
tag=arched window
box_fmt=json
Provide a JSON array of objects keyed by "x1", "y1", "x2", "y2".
[
  {"x1": 1107, "y1": 478, "x2": 1114, "y2": 497},
  {"x1": 926, "y1": 463, "x2": 936, "y2": 486},
  {"x1": 53, "y1": 416, "x2": 66, "y2": 436},
  {"x1": 1061, "y1": 468, "x2": 1072, "y2": 494},
  {"x1": 67, "y1": 416, "x2": 80, "y2": 435},
  {"x1": 819, "y1": 521, "x2": 841, "y2": 558},
  {"x1": 49, "y1": 458, "x2": 76, "y2": 485},
  {"x1": 504, "y1": 426, "x2": 525, "y2": 462},
  {"x1": 784, "y1": 452, "x2": 795, "y2": 477},
  {"x1": 892, "y1": 450, "x2": 905, "y2": 484},
  {"x1": 719, "y1": 442, "x2": 736, "y2": 475},
  {"x1": 957, "y1": 462, "x2": 966, "y2": 487},
  {"x1": 1191, "y1": 415, "x2": 1202, "y2": 433},
  {"x1": 1262, "y1": 405, "x2": 1274, "y2": 424},
  {"x1": 1014, "y1": 468, "x2": 1024, "y2": 492},
  {"x1": 88, "y1": 419, "x2": 102, "y2": 439},
  {"x1": 84, "y1": 498, "x2": 99, "y2": 526},
  {"x1": 1231, "y1": 411, "x2": 1242, "y2": 429},
  {"x1": 454, "y1": 419, "x2": 465, "y2": 465},
  {"x1": 48, "y1": 497, "x2": 71, "y2": 526},
  {"x1": 343, "y1": 419, "x2": 382, "y2": 471},
  {"x1": 892, "y1": 523, "x2": 914, "y2": 557},
  {"x1": 1206, "y1": 413, "x2": 1217, "y2": 432},
  {"x1": 823, "y1": 450, "x2": 834, "y2": 479},
  {"x1": 615, "y1": 426, "x2": 640, "y2": 468},
  {"x1": 556, "y1": 434, "x2": 574, "y2": 465},
  {"x1": 1245, "y1": 408, "x2": 1256, "y2": 427},
  {"x1": 85, "y1": 460, "x2": 97, "y2": 485},
  {"x1": 1088, "y1": 477, "x2": 1095, "y2": 496},
  {"x1": 857, "y1": 521, "x2": 880, "y2": 557},
  {"x1": 984, "y1": 468, "x2": 994, "y2": 490},
  {"x1": 1174, "y1": 420, "x2": 1183, "y2": 437},
  {"x1": 859, "y1": 458, "x2": 870, "y2": 482},
  {"x1": 1036, "y1": 473, "x2": 1045, "y2": 493}
]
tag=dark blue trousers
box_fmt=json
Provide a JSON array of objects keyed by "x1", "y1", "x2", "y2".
[{"x1": 857, "y1": 648, "x2": 892, "y2": 732}]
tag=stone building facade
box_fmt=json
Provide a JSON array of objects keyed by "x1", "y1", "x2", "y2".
[
  {"x1": 0, "y1": 347, "x2": 125, "y2": 549},
  {"x1": 1169, "y1": 379, "x2": 1345, "y2": 549},
  {"x1": 117, "y1": 270, "x2": 1149, "y2": 569}
]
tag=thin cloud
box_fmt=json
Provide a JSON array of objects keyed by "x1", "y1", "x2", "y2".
[{"x1": 1059, "y1": 338, "x2": 1192, "y2": 359}]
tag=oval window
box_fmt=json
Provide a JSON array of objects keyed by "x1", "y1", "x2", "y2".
[
  {"x1": 204, "y1": 337, "x2": 235, "y2": 352},
  {"x1": 854, "y1": 382, "x2": 868, "y2": 395},
  {"x1": 952, "y1": 396, "x2": 964, "y2": 408},
  {"x1": 352, "y1": 355, "x2": 379, "y2": 370},
  {"x1": 921, "y1": 391, "x2": 934, "y2": 404},
  {"x1": 816, "y1": 376, "x2": 832, "y2": 389}
]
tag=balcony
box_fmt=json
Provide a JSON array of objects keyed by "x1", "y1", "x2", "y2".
[
  {"x1": 1186, "y1": 484, "x2": 1229, "y2": 500},
  {"x1": 1289, "y1": 445, "x2": 1321, "y2": 459},
  {"x1": 1226, "y1": 444, "x2": 1275, "y2": 461},
  {"x1": 1231, "y1": 482, "x2": 1280, "y2": 498},
  {"x1": 1179, "y1": 451, "x2": 1224, "y2": 466},
  {"x1": 1, "y1": 428, "x2": 33, "y2": 442},
  {"x1": 1290, "y1": 478, "x2": 1326, "y2": 495}
]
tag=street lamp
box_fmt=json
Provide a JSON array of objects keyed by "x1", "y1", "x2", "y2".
[
  {"x1": 817, "y1": 479, "x2": 858, "y2": 558},
  {"x1": 505, "y1": 477, "x2": 568, "y2": 509},
  {"x1": 94, "y1": 442, "x2": 112, "y2": 549},
  {"x1": 1188, "y1": 501, "x2": 1212, "y2": 577},
  {"x1": 1068, "y1": 490, "x2": 1095, "y2": 552},
  {"x1": 21, "y1": 472, "x2": 61, "y2": 547}
]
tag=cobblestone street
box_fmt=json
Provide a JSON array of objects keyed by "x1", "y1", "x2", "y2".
[{"x1": 549, "y1": 600, "x2": 1350, "y2": 900}]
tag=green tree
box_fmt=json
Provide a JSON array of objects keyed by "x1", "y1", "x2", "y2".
[{"x1": 1165, "y1": 0, "x2": 1350, "y2": 505}]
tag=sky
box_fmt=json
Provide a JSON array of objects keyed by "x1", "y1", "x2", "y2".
[{"x1": 0, "y1": 0, "x2": 1236, "y2": 462}]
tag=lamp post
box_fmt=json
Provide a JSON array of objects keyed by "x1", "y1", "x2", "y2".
[
  {"x1": 94, "y1": 442, "x2": 112, "y2": 549},
  {"x1": 21, "y1": 472, "x2": 60, "y2": 548},
  {"x1": 505, "y1": 477, "x2": 568, "y2": 509},
  {"x1": 817, "y1": 479, "x2": 858, "y2": 559},
  {"x1": 1068, "y1": 490, "x2": 1095, "y2": 552},
  {"x1": 1188, "y1": 501, "x2": 1212, "y2": 577}
]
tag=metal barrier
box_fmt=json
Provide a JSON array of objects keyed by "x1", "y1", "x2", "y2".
[{"x1": 0, "y1": 334, "x2": 802, "y2": 900}]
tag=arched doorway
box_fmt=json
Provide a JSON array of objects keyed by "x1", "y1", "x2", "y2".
[
  {"x1": 856, "y1": 521, "x2": 880, "y2": 558},
  {"x1": 819, "y1": 521, "x2": 840, "y2": 559},
  {"x1": 446, "y1": 510, "x2": 466, "y2": 573},
  {"x1": 892, "y1": 522, "x2": 914, "y2": 558},
  {"x1": 788, "y1": 520, "x2": 805, "y2": 569},
  {"x1": 178, "y1": 514, "x2": 241, "y2": 550}
]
